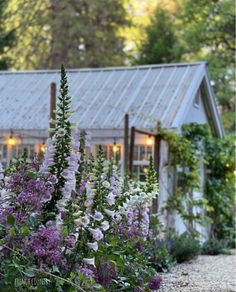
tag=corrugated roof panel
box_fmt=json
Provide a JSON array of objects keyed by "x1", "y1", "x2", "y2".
[
  {"x1": 164, "y1": 65, "x2": 198, "y2": 126},
  {"x1": 100, "y1": 69, "x2": 139, "y2": 128},
  {"x1": 0, "y1": 63, "x2": 207, "y2": 130}
]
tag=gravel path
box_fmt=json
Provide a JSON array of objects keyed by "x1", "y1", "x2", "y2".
[{"x1": 159, "y1": 250, "x2": 236, "y2": 292}]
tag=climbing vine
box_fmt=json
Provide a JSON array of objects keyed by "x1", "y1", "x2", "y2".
[{"x1": 159, "y1": 123, "x2": 235, "y2": 242}]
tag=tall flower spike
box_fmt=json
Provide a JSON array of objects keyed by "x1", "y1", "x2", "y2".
[{"x1": 45, "y1": 65, "x2": 73, "y2": 214}]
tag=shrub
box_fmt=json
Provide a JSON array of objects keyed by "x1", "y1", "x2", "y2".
[
  {"x1": 146, "y1": 238, "x2": 176, "y2": 272},
  {"x1": 201, "y1": 238, "x2": 228, "y2": 255},
  {"x1": 168, "y1": 231, "x2": 200, "y2": 263}
]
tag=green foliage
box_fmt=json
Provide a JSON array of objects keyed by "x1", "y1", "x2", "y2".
[
  {"x1": 160, "y1": 124, "x2": 211, "y2": 236},
  {"x1": 163, "y1": 122, "x2": 235, "y2": 242},
  {"x1": 145, "y1": 156, "x2": 158, "y2": 194},
  {"x1": 201, "y1": 238, "x2": 228, "y2": 255},
  {"x1": 146, "y1": 241, "x2": 176, "y2": 273},
  {"x1": 0, "y1": 0, "x2": 15, "y2": 69},
  {"x1": 168, "y1": 231, "x2": 200, "y2": 263},
  {"x1": 204, "y1": 134, "x2": 235, "y2": 242},
  {"x1": 5, "y1": 0, "x2": 128, "y2": 69},
  {"x1": 137, "y1": 6, "x2": 182, "y2": 64},
  {"x1": 179, "y1": 0, "x2": 235, "y2": 132},
  {"x1": 137, "y1": 1, "x2": 235, "y2": 132},
  {"x1": 97, "y1": 233, "x2": 156, "y2": 290}
]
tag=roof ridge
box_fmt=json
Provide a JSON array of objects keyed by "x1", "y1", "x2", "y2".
[{"x1": 0, "y1": 62, "x2": 207, "y2": 75}]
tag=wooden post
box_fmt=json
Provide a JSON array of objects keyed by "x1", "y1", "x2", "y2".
[
  {"x1": 50, "y1": 82, "x2": 56, "y2": 138},
  {"x1": 124, "y1": 114, "x2": 129, "y2": 174},
  {"x1": 152, "y1": 133, "x2": 161, "y2": 214},
  {"x1": 129, "y1": 126, "x2": 135, "y2": 178}
]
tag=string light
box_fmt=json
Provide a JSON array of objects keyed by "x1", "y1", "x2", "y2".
[{"x1": 40, "y1": 144, "x2": 47, "y2": 153}]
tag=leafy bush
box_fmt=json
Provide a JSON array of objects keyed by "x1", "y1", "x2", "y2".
[
  {"x1": 201, "y1": 239, "x2": 228, "y2": 255},
  {"x1": 146, "y1": 238, "x2": 176, "y2": 273},
  {"x1": 168, "y1": 231, "x2": 200, "y2": 263}
]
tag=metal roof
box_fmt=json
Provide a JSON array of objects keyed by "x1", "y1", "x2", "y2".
[{"x1": 0, "y1": 62, "x2": 223, "y2": 135}]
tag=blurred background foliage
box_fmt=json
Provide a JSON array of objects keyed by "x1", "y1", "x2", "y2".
[{"x1": 0, "y1": 0, "x2": 235, "y2": 132}]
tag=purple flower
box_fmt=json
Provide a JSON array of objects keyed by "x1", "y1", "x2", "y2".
[
  {"x1": 79, "y1": 268, "x2": 95, "y2": 278},
  {"x1": 148, "y1": 275, "x2": 162, "y2": 291},
  {"x1": 96, "y1": 260, "x2": 118, "y2": 288},
  {"x1": 28, "y1": 225, "x2": 65, "y2": 267},
  {"x1": 0, "y1": 162, "x2": 4, "y2": 180},
  {"x1": 39, "y1": 139, "x2": 55, "y2": 174}
]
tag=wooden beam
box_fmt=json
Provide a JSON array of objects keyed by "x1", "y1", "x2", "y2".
[
  {"x1": 129, "y1": 126, "x2": 135, "y2": 178},
  {"x1": 124, "y1": 114, "x2": 129, "y2": 174},
  {"x1": 50, "y1": 82, "x2": 56, "y2": 138},
  {"x1": 135, "y1": 128, "x2": 156, "y2": 137}
]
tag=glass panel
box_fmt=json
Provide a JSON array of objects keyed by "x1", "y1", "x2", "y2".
[
  {"x1": 134, "y1": 145, "x2": 139, "y2": 160},
  {"x1": 146, "y1": 146, "x2": 152, "y2": 160},
  {"x1": 29, "y1": 145, "x2": 35, "y2": 159},
  {"x1": 2, "y1": 145, "x2": 7, "y2": 159},
  {"x1": 108, "y1": 145, "x2": 121, "y2": 161},
  {"x1": 140, "y1": 145, "x2": 146, "y2": 160}
]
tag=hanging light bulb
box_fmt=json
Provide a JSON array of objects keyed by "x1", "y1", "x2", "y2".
[
  {"x1": 146, "y1": 135, "x2": 153, "y2": 146},
  {"x1": 7, "y1": 136, "x2": 17, "y2": 146},
  {"x1": 6, "y1": 130, "x2": 17, "y2": 146},
  {"x1": 113, "y1": 138, "x2": 118, "y2": 153}
]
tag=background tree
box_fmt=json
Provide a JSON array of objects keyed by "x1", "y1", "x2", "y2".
[
  {"x1": 0, "y1": 0, "x2": 15, "y2": 69},
  {"x1": 5, "y1": 0, "x2": 128, "y2": 69},
  {"x1": 179, "y1": 0, "x2": 235, "y2": 132},
  {"x1": 137, "y1": 0, "x2": 235, "y2": 132},
  {"x1": 137, "y1": 6, "x2": 182, "y2": 64}
]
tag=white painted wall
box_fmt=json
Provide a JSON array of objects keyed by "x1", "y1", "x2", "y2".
[{"x1": 183, "y1": 92, "x2": 208, "y2": 125}]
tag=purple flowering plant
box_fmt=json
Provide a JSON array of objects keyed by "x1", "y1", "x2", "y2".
[{"x1": 0, "y1": 66, "x2": 162, "y2": 291}]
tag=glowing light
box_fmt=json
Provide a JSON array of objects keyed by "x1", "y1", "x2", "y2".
[
  {"x1": 234, "y1": 170, "x2": 236, "y2": 176},
  {"x1": 40, "y1": 144, "x2": 47, "y2": 153},
  {"x1": 7, "y1": 136, "x2": 17, "y2": 146},
  {"x1": 113, "y1": 144, "x2": 118, "y2": 153},
  {"x1": 143, "y1": 167, "x2": 148, "y2": 174},
  {"x1": 146, "y1": 136, "x2": 153, "y2": 146}
]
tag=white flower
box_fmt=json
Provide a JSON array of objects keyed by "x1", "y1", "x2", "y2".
[
  {"x1": 83, "y1": 258, "x2": 95, "y2": 267},
  {"x1": 74, "y1": 215, "x2": 90, "y2": 227},
  {"x1": 104, "y1": 209, "x2": 115, "y2": 218},
  {"x1": 87, "y1": 242, "x2": 98, "y2": 251},
  {"x1": 101, "y1": 220, "x2": 110, "y2": 231},
  {"x1": 86, "y1": 189, "x2": 96, "y2": 200},
  {"x1": 57, "y1": 128, "x2": 67, "y2": 137},
  {"x1": 86, "y1": 182, "x2": 96, "y2": 189},
  {"x1": 93, "y1": 211, "x2": 104, "y2": 221},
  {"x1": 102, "y1": 181, "x2": 110, "y2": 189},
  {"x1": 106, "y1": 192, "x2": 116, "y2": 206},
  {"x1": 73, "y1": 211, "x2": 83, "y2": 218},
  {"x1": 89, "y1": 228, "x2": 104, "y2": 241},
  {"x1": 85, "y1": 199, "x2": 94, "y2": 208}
]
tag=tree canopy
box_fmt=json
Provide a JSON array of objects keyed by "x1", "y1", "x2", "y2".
[
  {"x1": 136, "y1": 0, "x2": 235, "y2": 132},
  {"x1": 0, "y1": 0, "x2": 234, "y2": 131},
  {"x1": 0, "y1": 0, "x2": 15, "y2": 69}
]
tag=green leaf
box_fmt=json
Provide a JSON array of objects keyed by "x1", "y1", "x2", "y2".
[
  {"x1": 20, "y1": 226, "x2": 30, "y2": 234},
  {"x1": 9, "y1": 227, "x2": 16, "y2": 237},
  {"x1": 27, "y1": 171, "x2": 36, "y2": 179},
  {"x1": 23, "y1": 267, "x2": 35, "y2": 277},
  {"x1": 7, "y1": 214, "x2": 15, "y2": 225},
  {"x1": 61, "y1": 226, "x2": 68, "y2": 237}
]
